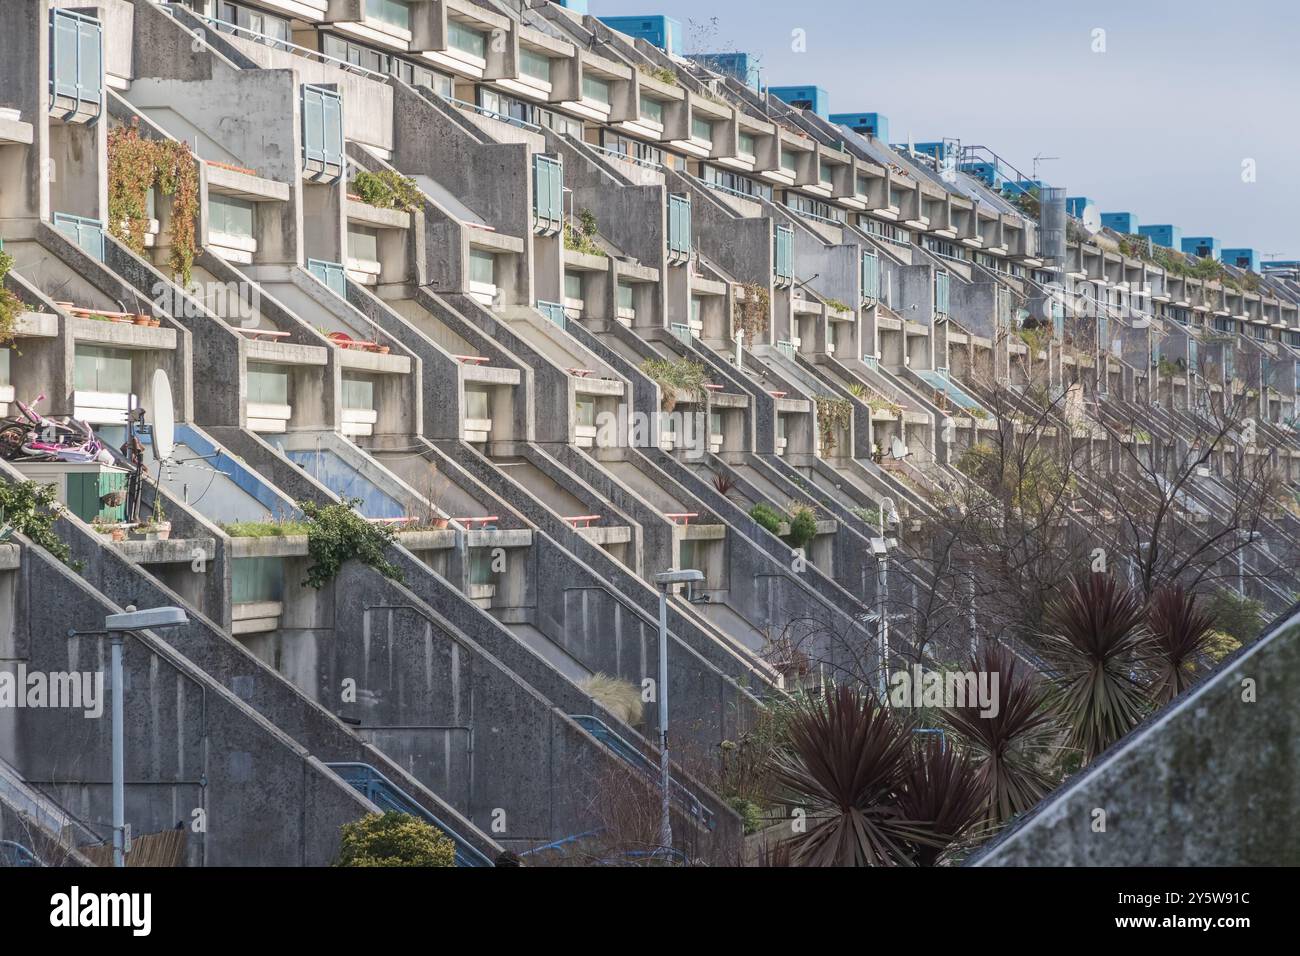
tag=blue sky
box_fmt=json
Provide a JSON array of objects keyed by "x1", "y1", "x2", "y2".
[{"x1": 590, "y1": 0, "x2": 1300, "y2": 259}]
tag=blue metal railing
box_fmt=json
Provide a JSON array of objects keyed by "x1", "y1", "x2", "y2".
[
  {"x1": 569, "y1": 715, "x2": 715, "y2": 831},
  {"x1": 326, "y1": 762, "x2": 494, "y2": 867},
  {"x1": 0, "y1": 840, "x2": 42, "y2": 867}
]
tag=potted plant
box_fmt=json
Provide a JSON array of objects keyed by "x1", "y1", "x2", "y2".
[{"x1": 133, "y1": 313, "x2": 151, "y2": 326}]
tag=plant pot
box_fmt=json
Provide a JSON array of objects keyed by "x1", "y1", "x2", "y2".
[
  {"x1": 374, "y1": 345, "x2": 390, "y2": 355},
  {"x1": 433, "y1": 518, "x2": 449, "y2": 530},
  {"x1": 110, "y1": 528, "x2": 126, "y2": 542},
  {"x1": 149, "y1": 318, "x2": 161, "y2": 327},
  {"x1": 134, "y1": 316, "x2": 151, "y2": 326},
  {"x1": 146, "y1": 522, "x2": 172, "y2": 541}
]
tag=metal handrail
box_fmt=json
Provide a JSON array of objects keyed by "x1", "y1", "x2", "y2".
[
  {"x1": 568, "y1": 715, "x2": 715, "y2": 830},
  {"x1": 326, "y1": 761, "x2": 494, "y2": 867},
  {"x1": 177, "y1": 11, "x2": 389, "y2": 81}
]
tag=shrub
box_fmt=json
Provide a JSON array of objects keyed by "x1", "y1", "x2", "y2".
[
  {"x1": 221, "y1": 518, "x2": 311, "y2": 538},
  {"x1": 1203, "y1": 589, "x2": 1264, "y2": 644},
  {"x1": 0, "y1": 480, "x2": 75, "y2": 567},
  {"x1": 350, "y1": 169, "x2": 423, "y2": 212},
  {"x1": 749, "y1": 502, "x2": 784, "y2": 536},
  {"x1": 0, "y1": 248, "x2": 24, "y2": 345},
  {"x1": 580, "y1": 672, "x2": 643, "y2": 726},
  {"x1": 813, "y1": 395, "x2": 852, "y2": 456},
  {"x1": 640, "y1": 357, "x2": 707, "y2": 413},
  {"x1": 107, "y1": 123, "x2": 198, "y2": 284},
  {"x1": 786, "y1": 503, "x2": 818, "y2": 551},
  {"x1": 564, "y1": 209, "x2": 605, "y2": 257},
  {"x1": 299, "y1": 497, "x2": 402, "y2": 589},
  {"x1": 335, "y1": 812, "x2": 455, "y2": 867},
  {"x1": 728, "y1": 797, "x2": 763, "y2": 835}
]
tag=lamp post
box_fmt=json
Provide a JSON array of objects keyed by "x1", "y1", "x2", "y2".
[
  {"x1": 652, "y1": 569, "x2": 703, "y2": 853},
  {"x1": 70, "y1": 605, "x2": 190, "y2": 867},
  {"x1": 870, "y1": 499, "x2": 898, "y2": 696}
]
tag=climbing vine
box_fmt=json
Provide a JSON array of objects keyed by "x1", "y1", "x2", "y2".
[
  {"x1": 813, "y1": 394, "x2": 852, "y2": 456},
  {"x1": 107, "y1": 122, "x2": 199, "y2": 285},
  {"x1": 733, "y1": 282, "x2": 769, "y2": 342},
  {"x1": 299, "y1": 497, "x2": 402, "y2": 589}
]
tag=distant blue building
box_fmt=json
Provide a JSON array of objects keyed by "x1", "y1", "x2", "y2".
[
  {"x1": 961, "y1": 161, "x2": 1002, "y2": 190},
  {"x1": 829, "y1": 112, "x2": 889, "y2": 143},
  {"x1": 597, "y1": 15, "x2": 681, "y2": 55},
  {"x1": 767, "y1": 85, "x2": 830, "y2": 118},
  {"x1": 551, "y1": 0, "x2": 589, "y2": 12},
  {"x1": 688, "y1": 52, "x2": 756, "y2": 86},
  {"x1": 1138, "y1": 224, "x2": 1182, "y2": 250},
  {"x1": 1182, "y1": 236, "x2": 1221, "y2": 259},
  {"x1": 1101, "y1": 212, "x2": 1139, "y2": 235},
  {"x1": 1066, "y1": 196, "x2": 1093, "y2": 218},
  {"x1": 1221, "y1": 248, "x2": 1260, "y2": 272}
]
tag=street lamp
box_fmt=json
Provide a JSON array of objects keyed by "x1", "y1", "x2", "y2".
[
  {"x1": 70, "y1": 605, "x2": 189, "y2": 867},
  {"x1": 870, "y1": 499, "x2": 899, "y2": 696},
  {"x1": 652, "y1": 569, "x2": 703, "y2": 852}
]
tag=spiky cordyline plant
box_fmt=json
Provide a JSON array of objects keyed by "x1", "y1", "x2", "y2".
[
  {"x1": 1042, "y1": 572, "x2": 1149, "y2": 763},
  {"x1": 1147, "y1": 584, "x2": 1216, "y2": 705},
  {"x1": 894, "y1": 738, "x2": 986, "y2": 866},
  {"x1": 771, "y1": 685, "x2": 937, "y2": 866},
  {"x1": 943, "y1": 644, "x2": 1058, "y2": 827}
]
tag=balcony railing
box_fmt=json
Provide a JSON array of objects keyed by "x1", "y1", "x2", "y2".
[
  {"x1": 49, "y1": 7, "x2": 102, "y2": 123},
  {"x1": 307, "y1": 258, "x2": 347, "y2": 297},
  {"x1": 537, "y1": 300, "x2": 567, "y2": 329},
  {"x1": 53, "y1": 213, "x2": 104, "y2": 260},
  {"x1": 667, "y1": 194, "x2": 691, "y2": 263}
]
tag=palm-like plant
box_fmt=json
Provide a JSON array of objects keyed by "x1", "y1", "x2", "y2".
[
  {"x1": 771, "y1": 685, "x2": 935, "y2": 866},
  {"x1": 894, "y1": 738, "x2": 986, "y2": 866},
  {"x1": 1147, "y1": 584, "x2": 1216, "y2": 705},
  {"x1": 1042, "y1": 572, "x2": 1149, "y2": 763},
  {"x1": 943, "y1": 644, "x2": 1058, "y2": 826}
]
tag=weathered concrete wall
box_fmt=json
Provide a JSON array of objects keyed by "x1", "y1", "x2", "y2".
[
  {"x1": 0, "y1": 537, "x2": 379, "y2": 865},
  {"x1": 973, "y1": 608, "x2": 1300, "y2": 866}
]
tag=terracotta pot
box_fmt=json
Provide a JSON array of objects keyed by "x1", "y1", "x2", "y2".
[
  {"x1": 433, "y1": 518, "x2": 449, "y2": 530},
  {"x1": 110, "y1": 528, "x2": 126, "y2": 542},
  {"x1": 134, "y1": 315, "x2": 151, "y2": 326},
  {"x1": 376, "y1": 345, "x2": 390, "y2": 355}
]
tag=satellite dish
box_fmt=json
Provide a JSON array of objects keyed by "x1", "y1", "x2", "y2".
[
  {"x1": 1081, "y1": 203, "x2": 1102, "y2": 236},
  {"x1": 150, "y1": 369, "x2": 175, "y2": 463},
  {"x1": 890, "y1": 436, "x2": 909, "y2": 460}
]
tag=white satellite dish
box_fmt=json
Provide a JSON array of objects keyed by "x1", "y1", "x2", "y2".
[
  {"x1": 150, "y1": 368, "x2": 175, "y2": 463},
  {"x1": 890, "y1": 436, "x2": 909, "y2": 460},
  {"x1": 1081, "y1": 203, "x2": 1102, "y2": 236}
]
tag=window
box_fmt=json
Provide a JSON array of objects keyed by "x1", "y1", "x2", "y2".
[
  {"x1": 601, "y1": 131, "x2": 663, "y2": 167},
  {"x1": 785, "y1": 192, "x2": 846, "y2": 223},
  {"x1": 691, "y1": 115, "x2": 713, "y2": 143},
  {"x1": 581, "y1": 73, "x2": 611, "y2": 104},
  {"x1": 779, "y1": 148, "x2": 798, "y2": 173},
  {"x1": 209, "y1": 195, "x2": 255, "y2": 239},
  {"x1": 218, "y1": 1, "x2": 289, "y2": 42},
  {"x1": 247, "y1": 364, "x2": 289, "y2": 404},
  {"x1": 341, "y1": 376, "x2": 374, "y2": 410},
  {"x1": 74, "y1": 346, "x2": 132, "y2": 393},
  {"x1": 364, "y1": 0, "x2": 410, "y2": 30},
  {"x1": 738, "y1": 131, "x2": 756, "y2": 157},
  {"x1": 519, "y1": 48, "x2": 551, "y2": 83},
  {"x1": 564, "y1": 273, "x2": 583, "y2": 301},
  {"x1": 639, "y1": 95, "x2": 663, "y2": 124},
  {"x1": 447, "y1": 20, "x2": 486, "y2": 58},
  {"x1": 701, "y1": 164, "x2": 771, "y2": 201},
  {"x1": 819, "y1": 161, "x2": 835, "y2": 186},
  {"x1": 232, "y1": 558, "x2": 284, "y2": 604},
  {"x1": 347, "y1": 226, "x2": 379, "y2": 264},
  {"x1": 322, "y1": 34, "x2": 451, "y2": 94},
  {"x1": 469, "y1": 249, "x2": 495, "y2": 286},
  {"x1": 617, "y1": 282, "x2": 634, "y2": 312}
]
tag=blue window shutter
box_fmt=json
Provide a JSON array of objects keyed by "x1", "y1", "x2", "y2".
[
  {"x1": 51, "y1": 11, "x2": 79, "y2": 100},
  {"x1": 322, "y1": 90, "x2": 343, "y2": 167},
  {"x1": 302, "y1": 87, "x2": 324, "y2": 164}
]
